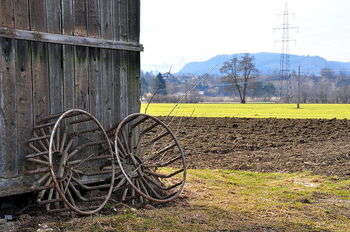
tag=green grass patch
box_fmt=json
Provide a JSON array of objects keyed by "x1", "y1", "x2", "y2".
[
  {"x1": 141, "y1": 103, "x2": 350, "y2": 119},
  {"x1": 53, "y1": 169, "x2": 350, "y2": 232}
]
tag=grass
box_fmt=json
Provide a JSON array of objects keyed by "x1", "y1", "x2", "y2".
[
  {"x1": 141, "y1": 103, "x2": 350, "y2": 119},
  {"x1": 52, "y1": 169, "x2": 350, "y2": 232}
]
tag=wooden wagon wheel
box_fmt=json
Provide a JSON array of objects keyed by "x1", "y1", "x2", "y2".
[
  {"x1": 26, "y1": 109, "x2": 115, "y2": 215},
  {"x1": 113, "y1": 113, "x2": 187, "y2": 204}
]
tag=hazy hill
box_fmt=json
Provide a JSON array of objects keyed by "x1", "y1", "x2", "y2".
[{"x1": 178, "y1": 52, "x2": 350, "y2": 76}]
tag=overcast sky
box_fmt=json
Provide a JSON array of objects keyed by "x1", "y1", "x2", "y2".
[{"x1": 140, "y1": 0, "x2": 350, "y2": 72}]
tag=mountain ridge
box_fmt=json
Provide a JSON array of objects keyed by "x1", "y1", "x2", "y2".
[{"x1": 177, "y1": 52, "x2": 350, "y2": 76}]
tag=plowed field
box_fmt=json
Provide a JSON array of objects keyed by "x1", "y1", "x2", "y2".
[{"x1": 168, "y1": 117, "x2": 350, "y2": 177}]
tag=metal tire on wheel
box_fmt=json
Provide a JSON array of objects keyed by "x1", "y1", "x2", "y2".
[
  {"x1": 113, "y1": 113, "x2": 187, "y2": 204},
  {"x1": 26, "y1": 109, "x2": 115, "y2": 215}
]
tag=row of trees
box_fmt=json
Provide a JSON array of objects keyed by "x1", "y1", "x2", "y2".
[{"x1": 141, "y1": 54, "x2": 350, "y2": 104}]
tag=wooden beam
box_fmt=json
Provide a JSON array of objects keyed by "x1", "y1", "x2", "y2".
[{"x1": 0, "y1": 27, "x2": 144, "y2": 51}]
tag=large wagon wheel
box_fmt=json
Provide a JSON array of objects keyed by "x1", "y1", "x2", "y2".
[
  {"x1": 26, "y1": 109, "x2": 115, "y2": 215},
  {"x1": 113, "y1": 113, "x2": 187, "y2": 204}
]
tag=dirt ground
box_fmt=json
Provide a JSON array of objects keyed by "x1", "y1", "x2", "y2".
[
  {"x1": 2, "y1": 117, "x2": 350, "y2": 231},
  {"x1": 169, "y1": 117, "x2": 350, "y2": 177}
]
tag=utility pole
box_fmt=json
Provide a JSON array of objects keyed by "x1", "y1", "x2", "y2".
[{"x1": 297, "y1": 65, "x2": 301, "y2": 109}]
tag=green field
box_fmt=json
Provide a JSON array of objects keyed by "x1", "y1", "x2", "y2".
[{"x1": 141, "y1": 103, "x2": 350, "y2": 119}]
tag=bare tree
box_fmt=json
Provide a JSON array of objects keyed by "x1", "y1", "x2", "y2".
[{"x1": 220, "y1": 54, "x2": 258, "y2": 104}]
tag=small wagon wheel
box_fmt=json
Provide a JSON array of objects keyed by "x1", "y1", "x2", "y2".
[
  {"x1": 26, "y1": 109, "x2": 115, "y2": 215},
  {"x1": 113, "y1": 113, "x2": 187, "y2": 204}
]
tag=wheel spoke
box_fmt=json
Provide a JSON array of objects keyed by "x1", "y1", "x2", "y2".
[
  {"x1": 60, "y1": 132, "x2": 67, "y2": 153},
  {"x1": 145, "y1": 156, "x2": 182, "y2": 168},
  {"x1": 145, "y1": 143, "x2": 177, "y2": 161}
]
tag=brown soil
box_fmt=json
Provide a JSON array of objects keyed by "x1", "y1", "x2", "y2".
[
  {"x1": 3, "y1": 117, "x2": 350, "y2": 231},
  {"x1": 169, "y1": 117, "x2": 350, "y2": 177}
]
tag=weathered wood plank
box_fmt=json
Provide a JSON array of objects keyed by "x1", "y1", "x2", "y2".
[
  {"x1": 100, "y1": 49, "x2": 109, "y2": 127},
  {"x1": 31, "y1": 42, "x2": 49, "y2": 122},
  {"x1": 0, "y1": 27, "x2": 144, "y2": 51},
  {"x1": 119, "y1": 0, "x2": 128, "y2": 41},
  {"x1": 87, "y1": 0, "x2": 100, "y2": 37},
  {"x1": 99, "y1": 0, "x2": 113, "y2": 128},
  {"x1": 15, "y1": 40, "x2": 33, "y2": 174},
  {"x1": 100, "y1": 0, "x2": 113, "y2": 40},
  {"x1": 62, "y1": 0, "x2": 75, "y2": 35},
  {"x1": 113, "y1": 0, "x2": 120, "y2": 41},
  {"x1": 46, "y1": 0, "x2": 61, "y2": 34},
  {"x1": 128, "y1": 0, "x2": 140, "y2": 42},
  {"x1": 119, "y1": 50, "x2": 129, "y2": 119},
  {"x1": 129, "y1": 51, "x2": 141, "y2": 114},
  {"x1": 0, "y1": 0, "x2": 14, "y2": 28},
  {"x1": 106, "y1": 50, "x2": 114, "y2": 128},
  {"x1": 14, "y1": 0, "x2": 30, "y2": 30},
  {"x1": 74, "y1": 46, "x2": 89, "y2": 110},
  {"x1": 74, "y1": 0, "x2": 88, "y2": 36},
  {"x1": 111, "y1": 49, "x2": 120, "y2": 125},
  {"x1": 62, "y1": 0, "x2": 76, "y2": 112},
  {"x1": 29, "y1": 0, "x2": 47, "y2": 32},
  {"x1": 62, "y1": 45, "x2": 75, "y2": 111},
  {"x1": 88, "y1": 48, "x2": 101, "y2": 120},
  {"x1": 47, "y1": 43, "x2": 63, "y2": 114},
  {"x1": 47, "y1": 1, "x2": 63, "y2": 115},
  {"x1": 0, "y1": 38, "x2": 17, "y2": 177},
  {"x1": 29, "y1": 0, "x2": 49, "y2": 120}
]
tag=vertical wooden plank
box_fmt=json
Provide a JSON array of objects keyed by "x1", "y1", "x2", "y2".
[
  {"x1": 127, "y1": 0, "x2": 141, "y2": 114},
  {"x1": 74, "y1": 0, "x2": 88, "y2": 36},
  {"x1": 130, "y1": 51, "x2": 141, "y2": 114},
  {"x1": 88, "y1": 47, "x2": 101, "y2": 119},
  {"x1": 46, "y1": 0, "x2": 61, "y2": 33},
  {"x1": 47, "y1": 0, "x2": 63, "y2": 114},
  {"x1": 62, "y1": 0, "x2": 75, "y2": 111},
  {"x1": 119, "y1": 0, "x2": 128, "y2": 41},
  {"x1": 13, "y1": 0, "x2": 31, "y2": 174},
  {"x1": 73, "y1": 0, "x2": 89, "y2": 112},
  {"x1": 0, "y1": 0, "x2": 14, "y2": 28},
  {"x1": 106, "y1": 50, "x2": 114, "y2": 128},
  {"x1": 29, "y1": 0, "x2": 49, "y2": 121},
  {"x1": 87, "y1": 0, "x2": 100, "y2": 37},
  {"x1": 100, "y1": 0, "x2": 113, "y2": 40},
  {"x1": 62, "y1": 45, "x2": 75, "y2": 111},
  {"x1": 15, "y1": 40, "x2": 33, "y2": 173},
  {"x1": 111, "y1": 49, "x2": 120, "y2": 124},
  {"x1": 0, "y1": 38, "x2": 17, "y2": 177},
  {"x1": 31, "y1": 42, "x2": 49, "y2": 121},
  {"x1": 29, "y1": 0, "x2": 47, "y2": 32},
  {"x1": 113, "y1": 0, "x2": 120, "y2": 41},
  {"x1": 99, "y1": 0, "x2": 113, "y2": 128},
  {"x1": 74, "y1": 46, "x2": 89, "y2": 110},
  {"x1": 14, "y1": 0, "x2": 30, "y2": 29},
  {"x1": 119, "y1": 50, "x2": 129, "y2": 119},
  {"x1": 128, "y1": 0, "x2": 140, "y2": 42},
  {"x1": 86, "y1": 0, "x2": 100, "y2": 121},
  {"x1": 62, "y1": 0, "x2": 75, "y2": 35},
  {"x1": 99, "y1": 49, "x2": 108, "y2": 127}
]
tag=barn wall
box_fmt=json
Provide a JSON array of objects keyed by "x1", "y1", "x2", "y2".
[{"x1": 0, "y1": 0, "x2": 141, "y2": 189}]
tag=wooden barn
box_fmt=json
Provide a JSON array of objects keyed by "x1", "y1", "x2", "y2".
[{"x1": 0, "y1": 0, "x2": 142, "y2": 198}]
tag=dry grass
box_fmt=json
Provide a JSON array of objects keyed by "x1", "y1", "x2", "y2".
[{"x1": 48, "y1": 169, "x2": 350, "y2": 232}]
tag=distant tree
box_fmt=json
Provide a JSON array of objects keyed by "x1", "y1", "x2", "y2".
[
  {"x1": 320, "y1": 68, "x2": 336, "y2": 80},
  {"x1": 220, "y1": 53, "x2": 258, "y2": 104},
  {"x1": 249, "y1": 81, "x2": 276, "y2": 99},
  {"x1": 140, "y1": 72, "x2": 151, "y2": 96},
  {"x1": 154, "y1": 73, "x2": 167, "y2": 95}
]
